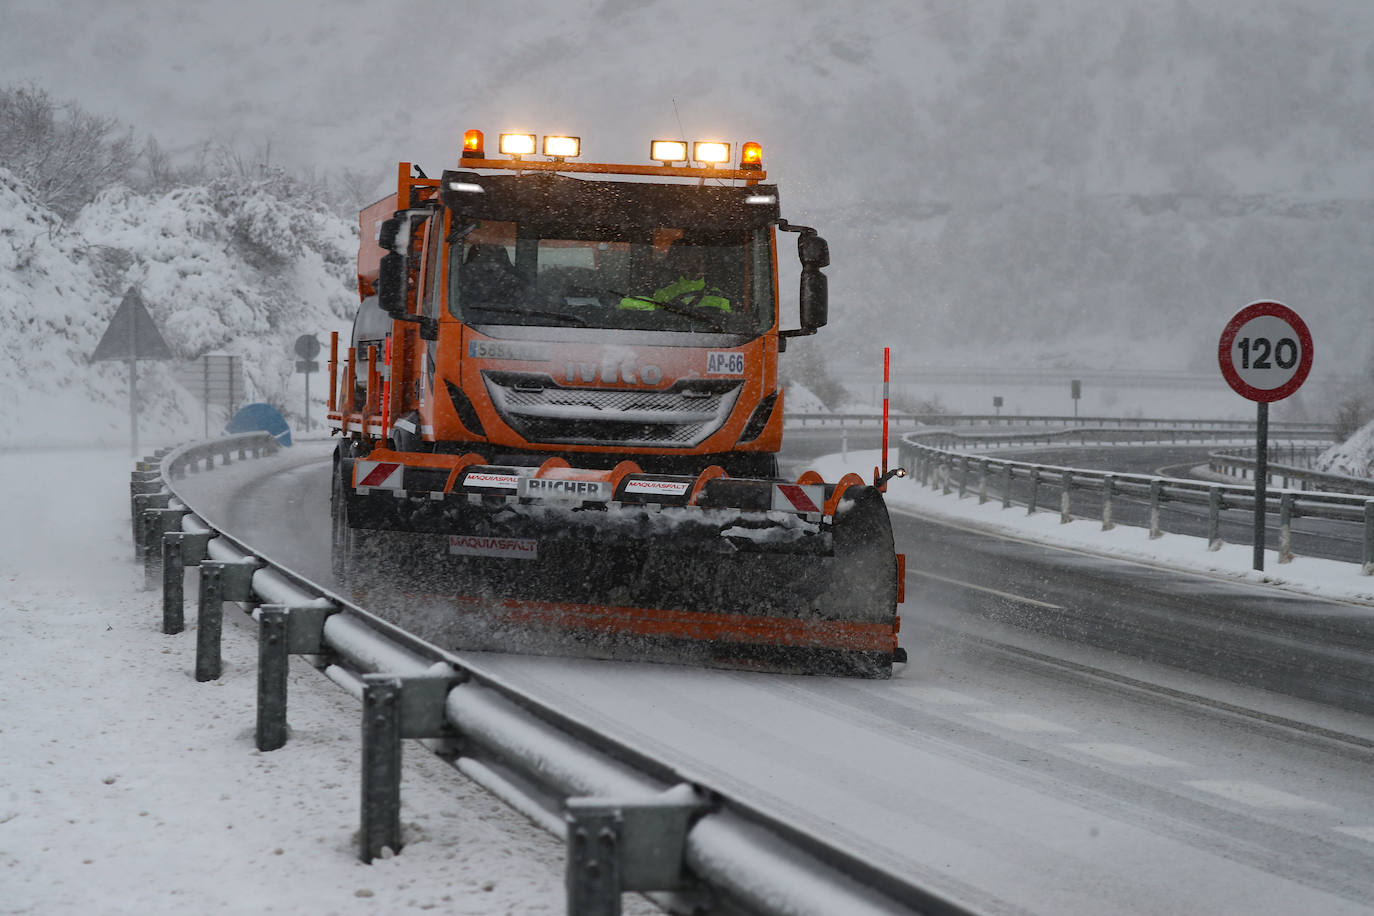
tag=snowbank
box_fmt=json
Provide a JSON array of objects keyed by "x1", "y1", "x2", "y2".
[
  {"x1": 1315, "y1": 417, "x2": 1374, "y2": 479},
  {"x1": 0, "y1": 448, "x2": 661, "y2": 914},
  {"x1": 815, "y1": 448, "x2": 1374, "y2": 607}
]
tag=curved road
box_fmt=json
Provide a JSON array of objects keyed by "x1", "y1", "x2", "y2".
[{"x1": 175, "y1": 439, "x2": 1374, "y2": 915}]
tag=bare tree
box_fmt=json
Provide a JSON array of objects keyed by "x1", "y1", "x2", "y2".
[{"x1": 0, "y1": 84, "x2": 138, "y2": 218}]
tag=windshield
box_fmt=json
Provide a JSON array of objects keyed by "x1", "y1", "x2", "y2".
[{"x1": 447, "y1": 219, "x2": 774, "y2": 336}]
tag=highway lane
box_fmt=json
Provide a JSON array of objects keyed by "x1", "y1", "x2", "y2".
[{"x1": 171, "y1": 441, "x2": 1374, "y2": 914}]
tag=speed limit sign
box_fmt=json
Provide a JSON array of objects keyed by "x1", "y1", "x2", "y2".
[
  {"x1": 1218, "y1": 301, "x2": 1313, "y2": 402},
  {"x1": 1218, "y1": 300, "x2": 1314, "y2": 573}
]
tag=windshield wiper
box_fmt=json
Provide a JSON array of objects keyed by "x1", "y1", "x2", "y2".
[
  {"x1": 468, "y1": 304, "x2": 588, "y2": 326},
  {"x1": 609, "y1": 291, "x2": 726, "y2": 333}
]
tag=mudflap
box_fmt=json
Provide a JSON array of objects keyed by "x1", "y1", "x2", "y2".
[{"x1": 339, "y1": 484, "x2": 901, "y2": 678}]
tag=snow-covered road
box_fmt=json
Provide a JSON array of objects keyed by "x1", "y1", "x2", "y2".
[{"x1": 169, "y1": 440, "x2": 1374, "y2": 914}]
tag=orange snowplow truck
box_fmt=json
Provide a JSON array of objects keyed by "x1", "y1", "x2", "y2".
[{"x1": 328, "y1": 130, "x2": 905, "y2": 676}]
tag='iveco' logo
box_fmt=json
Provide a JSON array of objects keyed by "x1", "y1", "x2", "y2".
[{"x1": 564, "y1": 362, "x2": 663, "y2": 385}]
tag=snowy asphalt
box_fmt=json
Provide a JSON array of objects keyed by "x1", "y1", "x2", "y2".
[{"x1": 169, "y1": 440, "x2": 1374, "y2": 915}]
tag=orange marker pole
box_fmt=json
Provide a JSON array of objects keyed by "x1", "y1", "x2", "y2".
[
  {"x1": 327, "y1": 332, "x2": 339, "y2": 411},
  {"x1": 881, "y1": 347, "x2": 891, "y2": 486},
  {"x1": 381, "y1": 335, "x2": 392, "y2": 441}
]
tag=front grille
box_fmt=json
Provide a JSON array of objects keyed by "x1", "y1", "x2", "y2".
[{"x1": 483, "y1": 371, "x2": 741, "y2": 447}]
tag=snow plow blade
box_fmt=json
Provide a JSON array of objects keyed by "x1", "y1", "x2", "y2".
[{"x1": 333, "y1": 452, "x2": 903, "y2": 677}]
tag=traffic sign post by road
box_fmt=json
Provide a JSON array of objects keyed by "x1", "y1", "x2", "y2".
[
  {"x1": 90, "y1": 287, "x2": 174, "y2": 457},
  {"x1": 295, "y1": 334, "x2": 321, "y2": 431},
  {"x1": 1218, "y1": 301, "x2": 1314, "y2": 572}
]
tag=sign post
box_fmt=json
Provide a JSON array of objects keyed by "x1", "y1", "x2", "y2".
[
  {"x1": 90, "y1": 287, "x2": 174, "y2": 457},
  {"x1": 295, "y1": 334, "x2": 321, "y2": 431},
  {"x1": 1218, "y1": 301, "x2": 1314, "y2": 571}
]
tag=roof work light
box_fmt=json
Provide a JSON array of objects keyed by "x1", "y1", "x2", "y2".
[
  {"x1": 542, "y1": 135, "x2": 581, "y2": 159},
  {"x1": 650, "y1": 140, "x2": 688, "y2": 164},
  {"x1": 693, "y1": 141, "x2": 731, "y2": 165},
  {"x1": 499, "y1": 133, "x2": 537, "y2": 158}
]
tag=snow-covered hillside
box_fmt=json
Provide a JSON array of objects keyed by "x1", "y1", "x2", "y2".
[
  {"x1": 3, "y1": 0, "x2": 1372, "y2": 385},
  {"x1": 0, "y1": 166, "x2": 356, "y2": 446}
]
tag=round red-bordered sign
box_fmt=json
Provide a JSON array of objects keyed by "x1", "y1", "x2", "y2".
[{"x1": 1218, "y1": 301, "x2": 1313, "y2": 402}]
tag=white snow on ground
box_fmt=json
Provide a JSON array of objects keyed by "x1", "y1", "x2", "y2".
[
  {"x1": 5, "y1": 434, "x2": 1372, "y2": 914},
  {"x1": 815, "y1": 448, "x2": 1374, "y2": 607},
  {"x1": 0, "y1": 446, "x2": 655, "y2": 915}
]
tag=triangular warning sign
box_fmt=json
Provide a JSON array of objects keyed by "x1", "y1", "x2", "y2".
[{"x1": 91, "y1": 287, "x2": 174, "y2": 362}]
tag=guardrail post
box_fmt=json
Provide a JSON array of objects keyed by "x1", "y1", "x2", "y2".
[
  {"x1": 1149, "y1": 479, "x2": 1163, "y2": 539},
  {"x1": 143, "y1": 507, "x2": 186, "y2": 591},
  {"x1": 1028, "y1": 468, "x2": 1040, "y2": 515},
  {"x1": 958, "y1": 456, "x2": 969, "y2": 499},
  {"x1": 132, "y1": 493, "x2": 150, "y2": 561},
  {"x1": 941, "y1": 457, "x2": 952, "y2": 495},
  {"x1": 257, "y1": 607, "x2": 290, "y2": 752},
  {"x1": 1364, "y1": 502, "x2": 1374, "y2": 576},
  {"x1": 1207, "y1": 487, "x2": 1223, "y2": 551},
  {"x1": 841, "y1": 429, "x2": 848, "y2": 460},
  {"x1": 196, "y1": 562, "x2": 225, "y2": 682},
  {"x1": 141, "y1": 509, "x2": 161, "y2": 589},
  {"x1": 564, "y1": 791, "x2": 701, "y2": 916},
  {"x1": 978, "y1": 459, "x2": 988, "y2": 504},
  {"x1": 1102, "y1": 475, "x2": 1115, "y2": 531},
  {"x1": 1278, "y1": 493, "x2": 1294, "y2": 563},
  {"x1": 194, "y1": 558, "x2": 258, "y2": 682},
  {"x1": 566, "y1": 804, "x2": 624, "y2": 916},
  {"x1": 1060, "y1": 471, "x2": 1073, "y2": 524},
  {"x1": 253, "y1": 604, "x2": 335, "y2": 751},
  {"x1": 1002, "y1": 464, "x2": 1013, "y2": 509},
  {"x1": 163, "y1": 533, "x2": 186, "y2": 634},
  {"x1": 360, "y1": 675, "x2": 403, "y2": 863}
]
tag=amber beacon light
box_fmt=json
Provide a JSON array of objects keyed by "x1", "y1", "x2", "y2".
[
  {"x1": 461, "y1": 129, "x2": 485, "y2": 159},
  {"x1": 740, "y1": 141, "x2": 763, "y2": 170}
]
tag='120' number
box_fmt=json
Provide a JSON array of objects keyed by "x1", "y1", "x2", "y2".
[{"x1": 1238, "y1": 336, "x2": 1298, "y2": 370}]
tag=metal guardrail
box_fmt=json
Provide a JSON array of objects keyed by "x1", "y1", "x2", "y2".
[
  {"x1": 1208, "y1": 447, "x2": 1374, "y2": 496},
  {"x1": 128, "y1": 432, "x2": 977, "y2": 916},
  {"x1": 787, "y1": 412, "x2": 1335, "y2": 433},
  {"x1": 897, "y1": 428, "x2": 1374, "y2": 574}
]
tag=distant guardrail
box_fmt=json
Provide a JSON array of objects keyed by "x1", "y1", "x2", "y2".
[
  {"x1": 1208, "y1": 447, "x2": 1374, "y2": 496},
  {"x1": 128, "y1": 433, "x2": 977, "y2": 916},
  {"x1": 787, "y1": 411, "x2": 1334, "y2": 435},
  {"x1": 897, "y1": 428, "x2": 1373, "y2": 573}
]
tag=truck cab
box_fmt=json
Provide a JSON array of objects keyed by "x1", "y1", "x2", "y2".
[{"x1": 334, "y1": 132, "x2": 828, "y2": 478}]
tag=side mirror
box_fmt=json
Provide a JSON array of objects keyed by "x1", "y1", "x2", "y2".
[
  {"x1": 776, "y1": 220, "x2": 830, "y2": 346},
  {"x1": 377, "y1": 252, "x2": 406, "y2": 317},
  {"x1": 798, "y1": 232, "x2": 829, "y2": 270},
  {"x1": 799, "y1": 264, "x2": 828, "y2": 331},
  {"x1": 796, "y1": 229, "x2": 828, "y2": 331},
  {"x1": 377, "y1": 216, "x2": 404, "y2": 252}
]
